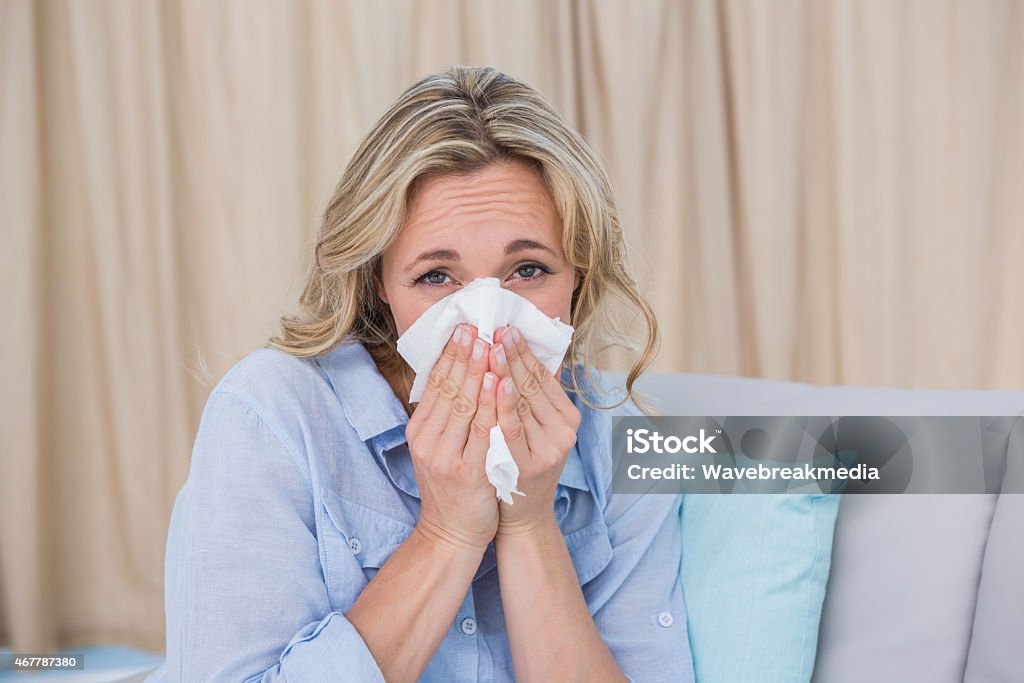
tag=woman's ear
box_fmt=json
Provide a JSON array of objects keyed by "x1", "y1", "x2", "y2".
[{"x1": 374, "y1": 271, "x2": 390, "y2": 305}]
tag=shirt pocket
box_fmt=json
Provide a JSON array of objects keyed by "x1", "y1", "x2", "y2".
[{"x1": 318, "y1": 487, "x2": 415, "y2": 608}]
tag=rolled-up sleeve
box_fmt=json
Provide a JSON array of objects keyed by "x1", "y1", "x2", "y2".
[{"x1": 162, "y1": 390, "x2": 384, "y2": 682}]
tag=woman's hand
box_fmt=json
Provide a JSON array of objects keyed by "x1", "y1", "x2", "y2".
[
  {"x1": 406, "y1": 323, "x2": 500, "y2": 552},
  {"x1": 489, "y1": 324, "x2": 582, "y2": 536}
]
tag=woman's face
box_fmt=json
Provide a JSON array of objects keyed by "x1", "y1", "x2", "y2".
[{"x1": 376, "y1": 160, "x2": 579, "y2": 337}]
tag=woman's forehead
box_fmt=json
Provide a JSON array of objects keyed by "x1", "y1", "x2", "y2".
[{"x1": 398, "y1": 161, "x2": 561, "y2": 246}]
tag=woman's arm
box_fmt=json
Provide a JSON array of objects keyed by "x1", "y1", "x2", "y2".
[
  {"x1": 163, "y1": 390, "x2": 390, "y2": 682},
  {"x1": 347, "y1": 324, "x2": 504, "y2": 681},
  {"x1": 495, "y1": 516, "x2": 627, "y2": 682},
  {"x1": 487, "y1": 325, "x2": 692, "y2": 682},
  {"x1": 164, "y1": 326, "x2": 502, "y2": 682},
  {"x1": 345, "y1": 525, "x2": 484, "y2": 682},
  {"x1": 486, "y1": 326, "x2": 627, "y2": 681}
]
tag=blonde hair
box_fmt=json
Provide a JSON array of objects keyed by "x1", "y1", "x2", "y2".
[{"x1": 269, "y1": 65, "x2": 661, "y2": 414}]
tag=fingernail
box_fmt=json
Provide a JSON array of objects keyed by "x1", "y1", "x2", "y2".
[
  {"x1": 453, "y1": 326, "x2": 463, "y2": 344},
  {"x1": 472, "y1": 338, "x2": 486, "y2": 360},
  {"x1": 459, "y1": 325, "x2": 472, "y2": 346},
  {"x1": 509, "y1": 325, "x2": 521, "y2": 343},
  {"x1": 483, "y1": 373, "x2": 495, "y2": 391},
  {"x1": 494, "y1": 343, "x2": 507, "y2": 365},
  {"x1": 504, "y1": 378, "x2": 516, "y2": 395}
]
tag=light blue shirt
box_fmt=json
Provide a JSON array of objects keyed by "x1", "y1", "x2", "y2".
[{"x1": 146, "y1": 337, "x2": 694, "y2": 682}]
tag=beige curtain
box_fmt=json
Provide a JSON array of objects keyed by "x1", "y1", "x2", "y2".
[{"x1": 1, "y1": 0, "x2": 1021, "y2": 654}]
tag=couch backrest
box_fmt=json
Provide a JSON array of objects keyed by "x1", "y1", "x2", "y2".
[{"x1": 604, "y1": 370, "x2": 1024, "y2": 682}]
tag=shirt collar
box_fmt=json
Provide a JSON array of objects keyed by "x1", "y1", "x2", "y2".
[
  {"x1": 315, "y1": 337, "x2": 409, "y2": 443},
  {"x1": 314, "y1": 337, "x2": 591, "y2": 498}
]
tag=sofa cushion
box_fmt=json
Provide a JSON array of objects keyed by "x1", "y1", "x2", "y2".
[
  {"x1": 612, "y1": 371, "x2": 840, "y2": 682},
  {"x1": 813, "y1": 494, "x2": 995, "y2": 681},
  {"x1": 680, "y1": 493, "x2": 839, "y2": 682}
]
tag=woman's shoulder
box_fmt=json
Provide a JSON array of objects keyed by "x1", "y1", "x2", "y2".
[
  {"x1": 210, "y1": 346, "x2": 328, "y2": 413},
  {"x1": 566, "y1": 366, "x2": 647, "y2": 501},
  {"x1": 568, "y1": 366, "x2": 681, "y2": 535},
  {"x1": 200, "y1": 339, "x2": 396, "y2": 451},
  {"x1": 191, "y1": 344, "x2": 373, "y2": 486}
]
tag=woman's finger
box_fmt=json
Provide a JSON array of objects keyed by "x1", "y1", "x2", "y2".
[
  {"x1": 412, "y1": 327, "x2": 461, "y2": 423},
  {"x1": 496, "y1": 325, "x2": 559, "y2": 427},
  {"x1": 463, "y1": 371, "x2": 498, "y2": 475},
  {"x1": 437, "y1": 335, "x2": 490, "y2": 456},
  {"x1": 420, "y1": 324, "x2": 476, "y2": 441},
  {"x1": 501, "y1": 325, "x2": 578, "y2": 424},
  {"x1": 496, "y1": 376, "x2": 546, "y2": 462}
]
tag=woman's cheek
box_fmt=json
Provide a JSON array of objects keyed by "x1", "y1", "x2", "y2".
[
  {"x1": 529, "y1": 290, "x2": 573, "y2": 322},
  {"x1": 397, "y1": 298, "x2": 441, "y2": 335}
]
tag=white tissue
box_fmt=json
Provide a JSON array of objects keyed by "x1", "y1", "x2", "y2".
[{"x1": 395, "y1": 277, "x2": 575, "y2": 504}]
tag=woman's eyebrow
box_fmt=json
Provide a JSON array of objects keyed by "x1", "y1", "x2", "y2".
[
  {"x1": 407, "y1": 239, "x2": 556, "y2": 272},
  {"x1": 410, "y1": 248, "x2": 460, "y2": 266},
  {"x1": 505, "y1": 238, "x2": 556, "y2": 257}
]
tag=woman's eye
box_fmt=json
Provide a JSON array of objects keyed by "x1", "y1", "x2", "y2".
[
  {"x1": 416, "y1": 270, "x2": 452, "y2": 286},
  {"x1": 415, "y1": 264, "x2": 548, "y2": 287},
  {"x1": 513, "y1": 264, "x2": 548, "y2": 281}
]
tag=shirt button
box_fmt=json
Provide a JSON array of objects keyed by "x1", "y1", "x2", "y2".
[
  {"x1": 657, "y1": 611, "x2": 674, "y2": 628},
  {"x1": 348, "y1": 538, "x2": 362, "y2": 554},
  {"x1": 460, "y1": 617, "x2": 477, "y2": 636}
]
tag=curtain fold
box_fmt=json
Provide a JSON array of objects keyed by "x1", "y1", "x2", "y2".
[{"x1": 1, "y1": 0, "x2": 1021, "y2": 653}]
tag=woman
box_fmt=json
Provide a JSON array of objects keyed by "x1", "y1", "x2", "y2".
[{"x1": 150, "y1": 66, "x2": 693, "y2": 682}]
